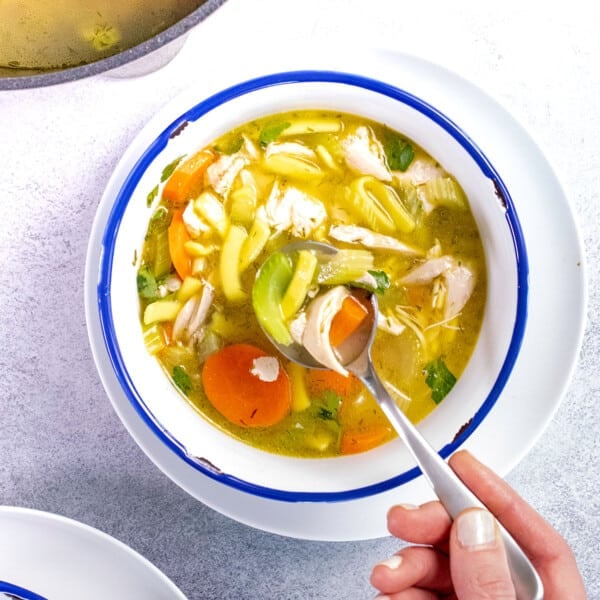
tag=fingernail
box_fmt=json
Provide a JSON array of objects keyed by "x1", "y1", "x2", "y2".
[
  {"x1": 457, "y1": 509, "x2": 498, "y2": 550},
  {"x1": 377, "y1": 555, "x2": 402, "y2": 570},
  {"x1": 399, "y1": 503, "x2": 419, "y2": 510},
  {"x1": 374, "y1": 596, "x2": 390, "y2": 600}
]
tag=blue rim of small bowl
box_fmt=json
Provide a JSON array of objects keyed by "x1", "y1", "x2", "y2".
[
  {"x1": 97, "y1": 70, "x2": 529, "y2": 503},
  {"x1": 0, "y1": 581, "x2": 48, "y2": 600}
]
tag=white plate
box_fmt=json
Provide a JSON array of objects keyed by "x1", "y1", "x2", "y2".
[
  {"x1": 0, "y1": 507, "x2": 186, "y2": 599},
  {"x1": 85, "y1": 47, "x2": 586, "y2": 541}
]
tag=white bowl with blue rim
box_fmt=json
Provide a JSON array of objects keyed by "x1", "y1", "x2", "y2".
[
  {"x1": 0, "y1": 507, "x2": 186, "y2": 600},
  {"x1": 91, "y1": 70, "x2": 527, "y2": 504}
]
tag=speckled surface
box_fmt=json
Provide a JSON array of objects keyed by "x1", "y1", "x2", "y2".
[{"x1": 1, "y1": 1, "x2": 598, "y2": 598}]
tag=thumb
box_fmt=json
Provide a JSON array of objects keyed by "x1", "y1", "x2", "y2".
[{"x1": 450, "y1": 508, "x2": 516, "y2": 599}]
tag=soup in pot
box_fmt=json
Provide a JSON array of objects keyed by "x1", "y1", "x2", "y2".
[
  {"x1": 136, "y1": 110, "x2": 487, "y2": 457},
  {"x1": 0, "y1": 0, "x2": 207, "y2": 72}
]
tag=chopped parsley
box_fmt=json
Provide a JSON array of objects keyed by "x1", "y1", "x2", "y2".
[
  {"x1": 136, "y1": 266, "x2": 158, "y2": 300},
  {"x1": 424, "y1": 358, "x2": 456, "y2": 404},
  {"x1": 316, "y1": 390, "x2": 342, "y2": 421},
  {"x1": 383, "y1": 131, "x2": 415, "y2": 171},
  {"x1": 161, "y1": 155, "x2": 185, "y2": 182},
  {"x1": 368, "y1": 270, "x2": 391, "y2": 294},
  {"x1": 172, "y1": 366, "x2": 193, "y2": 395},
  {"x1": 146, "y1": 184, "x2": 159, "y2": 207},
  {"x1": 259, "y1": 121, "x2": 291, "y2": 146}
]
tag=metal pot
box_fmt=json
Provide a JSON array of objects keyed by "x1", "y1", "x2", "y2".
[{"x1": 0, "y1": 0, "x2": 227, "y2": 91}]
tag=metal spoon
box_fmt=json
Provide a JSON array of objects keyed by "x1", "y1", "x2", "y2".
[{"x1": 255, "y1": 241, "x2": 543, "y2": 600}]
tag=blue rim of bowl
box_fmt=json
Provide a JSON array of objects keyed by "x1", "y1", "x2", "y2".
[
  {"x1": 97, "y1": 70, "x2": 529, "y2": 503},
  {"x1": 0, "y1": 581, "x2": 48, "y2": 600}
]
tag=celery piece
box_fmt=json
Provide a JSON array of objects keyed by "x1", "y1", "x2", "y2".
[
  {"x1": 143, "y1": 300, "x2": 181, "y2": 325},
  {"x1": 352, "y1": 176, "x2": 415, "y2": 234},
  {"x1": 159, "y1": 344, "x2": 197, "y2": 376},
  {"x1": 152, "y1": 229, "x2": 172, "y2": 278},
  {"x1": 252, "y1": 251, "x2": 294, "y2": 346},
  {"x1": 372, "y1": 180, "x2": 415, "y2": 233},
  {"x1": 142, "y1": 324, "x2": 166, "y2": 355},
  {"x1": 219, "y1": 224, "x2": 248, "y2": 302},
  {"x1": 239, "y1": 219, "x2": 271, "y2": 271},
  {"x1": 421, "y1": 177, "x2": 467, "y2": 210},
  {"x1": 280, "y1": 250, "x2": 318, "y2": 320},
  {"x1": 349, "y1": 176, "x2": 395, "y2": 234},
  {"x1": 317, "y1": 249, "x2": 374, "y2": 286}
]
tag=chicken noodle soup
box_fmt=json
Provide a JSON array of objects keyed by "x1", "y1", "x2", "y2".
[
  {"x1": 0, "y1": 0, "x2": 207, "y2": 71},
  {"x1": 136, "y1": 110, "x2": 487, "y2": 457}
]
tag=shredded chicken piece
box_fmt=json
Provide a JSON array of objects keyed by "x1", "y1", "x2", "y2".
[
  {"x1": 329, "y1": 224, "x2": 422, "y2": 256},
  {"x1": 394, "y1": 158, "x2": 445, "y2": 185},
  {"x1": 172, "y1": 283, "x2": 215, "y2": 345},
  {"x1": 258, "y1": 181, "x2": 326, "y2": 238},
  {"x1": 401, "y1": 256, "x2": 476, "y2": 320},
  {"x1": 205, "y1": 153, "x2": 248, "y2": 197},
  {"x1": 302, "y1": 286, "x2": 350, "y2": 376},
  {"x1": 443, "y1": 263, "x2": 476, "y2": 320},
  {"x1": 342, "y1": 126, "x2": 392, "y2": 182},
  {"x1": 400, "y1": 256, "x2": 454, "y2": 285}
]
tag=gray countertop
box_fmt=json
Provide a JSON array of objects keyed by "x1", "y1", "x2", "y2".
[{"x1": 1, "y1": 0, "x2": 598, "y2": 598}]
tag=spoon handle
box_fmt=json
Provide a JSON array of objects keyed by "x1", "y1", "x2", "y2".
[{"x1": 361, "y1": 362, "x2": 544, "y2": 600}]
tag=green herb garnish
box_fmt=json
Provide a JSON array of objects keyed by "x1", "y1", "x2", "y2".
[
  {"x1": 136, "y1": 266, "x2": 158, "y2": 300},
  {"x1": 148, "y1": 205, "x2": 171, "y2": 234},
  {"x1": 161, "y1": 155, "x2": 185, "y2": 182},
  {"x1": 146, "y1": 184, "x2": 159, "y2": 207},
  {"x1": 368, "y1": 270, "x2": 391, "y2": 294},
  {"x1": 383, "y1": 132, "x2": 415, "y2": 171},
  {"x1": 259, "y1": 121, "x2": 291, "y2": 146},
  {"x1": 424, "y1": 358, "x2": 456, "y2": 404},
  {"x1": 172, "y1": 365, "x2": 193, "y2": 395},
  {"x1": 316, "y1": 390, "x2": 342, "y2": 421}
]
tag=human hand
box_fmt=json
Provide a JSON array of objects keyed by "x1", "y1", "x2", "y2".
[{"x1": 371, "y1": 450, "x2": 586, "y2": 599}]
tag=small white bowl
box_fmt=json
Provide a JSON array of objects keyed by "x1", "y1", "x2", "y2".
[
  {"x1": 0, "y1": 507, "x2": 186, "y2": 599},
  {"x1": 95, "y1": 71, "x2": 528, "y2": 502}
]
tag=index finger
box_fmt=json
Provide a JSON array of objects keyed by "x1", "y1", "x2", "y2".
[{"x1": 448, "y1": 450, "x2": 569, "y2": 563}]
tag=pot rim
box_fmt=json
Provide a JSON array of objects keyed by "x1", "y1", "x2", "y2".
[{"x1": 0, "y1": 0, "x2": 227, "y2": 91}]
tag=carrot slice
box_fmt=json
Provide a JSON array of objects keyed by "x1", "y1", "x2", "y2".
[
  {"x1": 306, "y1": 368, "x2": 359, "y2": 399},
  {"x1": 329, "y1": 295, "x2": 369, "y2": 347},
  {"x1": 167, "y1": 210, "x2": 192, "y2": 280},
  {"x1": 162, "y1": 148, "x2": 217, "y2": 207},
  {"x1": 339, "y1": 424, "x2": 393, "y2": 455},
  {"x1": 202, "y1": 344, "x2": 292, "y2": 427}
]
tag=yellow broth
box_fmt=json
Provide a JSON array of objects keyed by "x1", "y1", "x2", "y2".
[
  {"x1": 0, "y1": 0, "x2": 206, "y2": 71},
  {"x1": 137, "y1": 110, "x2": 487, "y2": 457}
]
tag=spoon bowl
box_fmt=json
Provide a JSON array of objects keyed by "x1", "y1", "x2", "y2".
[{"x1": 255, "y1": 241, "x2": 543, "y2": 600}]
